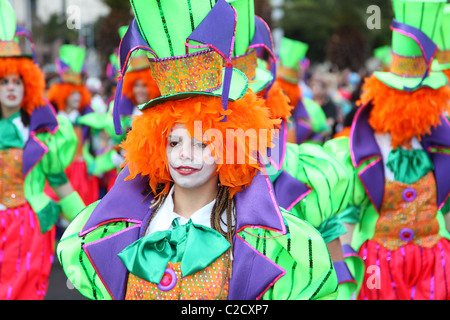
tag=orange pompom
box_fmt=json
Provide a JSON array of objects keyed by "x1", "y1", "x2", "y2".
[
  {"x1": 275, "y1": 77, "x2": 302, "y2": 107},
  {"x1": 47, "y1": 82, "x2": 92, "y2": 112},
  {"x1": 121, "y1": 91, "x2": 276, "y2": 199},
  {"x1": 360, "y1": 74, "x2": 450, "y2": 149},
  {"x1": 258, "y1": 81, "x2": 294, "y2": 123},
  {"x1": 122, "y1": 69, "x2": 161, "y2": 105},
  {"x1": 0, "y1": 57, "x2": 46, "y2": 115}
]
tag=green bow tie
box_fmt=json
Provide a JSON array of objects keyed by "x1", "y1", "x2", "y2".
[
  {"x1": 118, "y1": 219, "x2": 230, "y2": 284},
  {"x1": 0, "y1": 112, "x2": 24, "y2": 150},
  {"x1": 386, "y1": 148, "x2": 434, "y2": 184}
]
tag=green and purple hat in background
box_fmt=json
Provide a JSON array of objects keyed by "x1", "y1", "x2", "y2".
[
  {"x1": 56, "y1": 44, "x2": 87, "y2": 85},
  {"x1": 277, "y1": 37, "x2": 309, "y2": 84},
  {"x1": 0, "y1": 0, "x2": 37, "y2": 61},
  {"x1": 374, "y1": 0, "x2": 448, "y2": 91}
]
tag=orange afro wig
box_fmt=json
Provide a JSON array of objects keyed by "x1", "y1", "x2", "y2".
[
  {"x1": 258, "y1": 81, "x2": 293, "y2": 123},
  {"x1": 360, "y1": 74, "x2": 450, "y2": 149},
  {"x1": 275, "y1": 77, "x2": 302, "y2": 107},
  {"x1": 122, "y1": 69, "x2": 161, "y2": 105},
  {"x1": 443, "y1": 69, "x2": 450, "y2": 86},
  {"x1": 0, "y1": 57, "x2": 45, "y2": 115},
  {"x1": 121, "y1": 90, "x2": 276, "y2": 198},
  {"x1": 47, "y1": 82, "x2": 92, "y2": 112}
]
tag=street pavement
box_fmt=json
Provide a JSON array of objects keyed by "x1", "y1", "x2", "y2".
[{"x1": 45, "y1": 259, "x2": 88, "y2": 300}]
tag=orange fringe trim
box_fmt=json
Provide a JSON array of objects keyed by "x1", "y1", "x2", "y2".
[
  {"x1": 275, "y1": 77, "x2": 302, "y2": 107},
  {"x1": 360, "y1": 74, "x2": 450, "y2": 149},
  {"x1": 122, "y1": 69, "x2": 161, "y2": 105},
  {"x1": 121, "y1": 90, "x2": 276, "y2": 199},
  {"x1": 0, "y1": 58, "x2": 45, "y2": 115},
  {"x1": 47, "y1": 83, "x2": 92, "y2": 112},
  {"x1": 258, "y1": 81, "x2": 293, "y2": 123}
]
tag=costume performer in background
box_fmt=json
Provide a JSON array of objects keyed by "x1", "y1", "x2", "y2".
[
  {"x1": 57, "y1": 0, "x2": 338, "y2": 300},
  {"x1": 326, "y1": 0, "x2": 450, "y2": 300},
  {"x1": 276, "y1": 37, "x2": 330, "y2": 145},
  {"x1": 0, "y1": 0, "x2": 84, "y2": 300},
  {"x1": 47, "y1": 45, "x2": 100, "y2": 205},
  {"x1": 226, "y1": 0, "x2": 355, "y2": 299},
  {"x1": 80, "y1": 25, "x2": 163, "y2": 194}
]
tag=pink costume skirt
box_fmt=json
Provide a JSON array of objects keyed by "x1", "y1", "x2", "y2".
[
  {"x1": 357, "y1": 239, "x2": 450, "y2": 300},
  {"x1": 65, "y1": 160, "x2": 99, "y2": 206},
  {"x1": 0, "y1": 203, "x2": 55, "y2": 300}
]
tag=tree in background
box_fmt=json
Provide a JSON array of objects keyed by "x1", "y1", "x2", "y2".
[
  {"x1": 280, "y1": 0, "x2": 393, "y2": 71},
  {"x1": 95, "y1": 0, "x2": 133, "y2": 79}
]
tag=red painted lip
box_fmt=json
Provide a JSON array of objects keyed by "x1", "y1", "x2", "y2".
[
  {"x1": 171, "y1": 165, "x2": 202, "y2": 176},
  {"x1": 7, "y1": 95, "x2": 16, "y2": 101}
]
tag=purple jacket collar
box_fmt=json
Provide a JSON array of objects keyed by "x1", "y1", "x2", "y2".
[
  {"x1": 80, "y1": 165, "x2": 287, "y2": 300},
  {"x1": 267, "y1": 120, "x2": 311, "y2": 212},
  {"x1": 23, "y1": 102, "x2": 59, "y2": 176},
  {"x1": 292, "y1": 99, "x2": 313, "y2": 145},
  {"x1": 350, "y1": 102, "x2": 450, "y2": 212}
]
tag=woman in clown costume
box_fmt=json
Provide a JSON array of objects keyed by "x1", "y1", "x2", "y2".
[
  {"x1": 0, "y1": 0, "x2": 85, "y2": 300},
  {"x1": 326, "y1": 0, "x2": 450, "y2": 300},
  {"x1": 57, "y1": 0, "x2": 339, "y2": 300},
  {"x1": 224, "y1": 0, "x2": 356, "y2": 299},
  {"x1": 46, "y1": 45, "x2": 100, "y2": 206}
]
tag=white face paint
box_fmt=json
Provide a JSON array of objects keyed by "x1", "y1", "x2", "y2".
[
  {"x1": 0, "y1": 74, "x2": 24, "y2": 113},
  {"x1": 66, "y1": 91, "x2": 82, "y2": 112},
  {"x1": 166, "y1": 124, "x2": 218, "y2": 190}
]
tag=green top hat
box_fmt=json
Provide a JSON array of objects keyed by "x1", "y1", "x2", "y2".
[
  {"x1": 0, "y1": 0, "x2": 25, "y2": 58},
  {"x1": 374, "y1": 45, "x2": 393, "y2": 68},
  {"x1": 432, "y1": 4, "x2": 450, "y2": 71},
  {"x1": 56, "y1": 44, "x2": 86, "y2": 85},
  {"x1": 374, "y1": 0, "x2": 448, "y2": 91},
  {"x1": 227, "y1": 0, "x2": 273, "y2": 94},
  {"x1": 278, "y1": 37, "x2": 309, "y2": 83},
  {"x1": 122, "y1": 0, "x2": 248, "y2": 112}
]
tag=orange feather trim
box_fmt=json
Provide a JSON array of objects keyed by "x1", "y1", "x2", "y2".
[
  {"x1": 47, "y1": 83, "x2": 92, "y2": 112},
  {"x1": 333, "y1": 126, "x2": 351, "y2": 139},
  {"x1": 443, "y1": 69, "x2": 450, "y2": 82},
  {"x1": 0, "y1": 57, "x2": 45, "y2": 115},
  {"x1": 121, "y1": 90, "x2": 276, "y2": 199},
  {"x1": 258, "y1": 81, "x2": 293, "y2": 123},
  {"x1": 360, "y1": 74, "x2": 450, "y2": 149},
  {"x1": 275, "y1": 77, "x2": 302, "y2": 107},
  {"x1": 122, "y1": 69, "x2": 161, "y2": 105}
]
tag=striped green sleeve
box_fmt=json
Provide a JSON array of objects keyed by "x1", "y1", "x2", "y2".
[
  {"x1": 57, "y1": 202, "x2": 135, "y2": 300},
  {"x1": 283, "y1": 142, "x2": 352, "y2": 228},
  {"x1": 239, "y1": 209, "x2": 338, "y2": 300}
]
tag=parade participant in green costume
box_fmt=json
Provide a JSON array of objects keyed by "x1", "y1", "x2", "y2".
[
  {"x1": 57, "y1": 0, "x2": 339, "y2": 300},
  {"x1": 47, "y1": 44, "x2": 101, "y2": 205},
  {"x1": 0, "y1": 0, "x2": 84, "y2": 299},
  {"x1": 326, "y1": 0, "x2": 450, "y2": 300}
]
